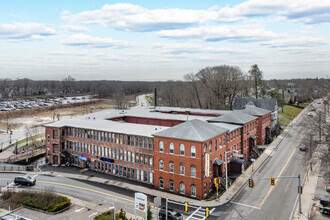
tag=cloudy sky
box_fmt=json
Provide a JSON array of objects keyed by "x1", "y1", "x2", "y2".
[{"x1": 0, "y1": 0, "x2": 329, "y2": 81}]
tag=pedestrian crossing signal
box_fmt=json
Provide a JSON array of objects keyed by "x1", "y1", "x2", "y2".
[
  {"x1": 270, "y1": 177, "x2": 275, "y2": 186},
  {"x1": 249, "y1": 179, "x2": 254, "y2": 188}
]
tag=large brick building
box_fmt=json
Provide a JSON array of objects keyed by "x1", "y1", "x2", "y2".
[{"x1": 45, "y1": 107, "x2": 271, "y2": 200}]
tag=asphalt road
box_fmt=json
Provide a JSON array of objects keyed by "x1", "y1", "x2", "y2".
[{"x1": 217, "y1": 104, "x2": 322, "y2": 220}]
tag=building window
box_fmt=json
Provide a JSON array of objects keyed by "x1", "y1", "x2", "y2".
[
  {"x1": 209, "y1": 141, "x2": 212, "y2": 153},
  {"x1": 169, "y1": 179, "x2": 174, "y2": 191},
  {"x1": 180, "y1": 182, "x2": 185, "y2": 195},
  {"x1": 209, "y1": 180, "x2": 212, "y2": 191},
  {"x1": 159, "y1": 178, "x2": 164, "y2": 189},
  {"x1": 169, "y1": 142, "x2": 174, "y2": 154},
  {"x1": 149, "y1": 139, "x2": 153, "y2": 149},
  {"x1": 53, "y1": 130, "x2": 58, "y2": 139},
  {"x1": 47, "y1": 135, "x2": 50, "y2": 143},
  {"x1": 204, "y1": 183, "x2": 207, "y2": 195},
  {"x1": 158, "y1": 121, "x2": 161, "y2": 126},
  {"x1": 169, "y1": 161, "x2": 174, "y2": 173},
  {"x1": 191, "y1": 166, "x2": 196, "y2": 178},
  {"x1": 215, "y1": 140, "x2": 217, "y2": 151},
  {"x1": 139, "y1": 138, "x2": 143, "y2": 148},
  {"x1": 180, "y1": 144, "x2": 185, "y2": 156},
  {"x1": 180, "y1": 163, "x2": 185, "y2": 175},
  {"x1": 159, "y1": 160, "x2": 164, "y2": 171},
  {"x1": 191, "y1": 185, "x2": 196, "y2": 197},
  {"x1": 191, "y1": 146, "x2": 196, "y2": 158},
  {"x1": 171, "y1": 123, "x2": 174, "y2": 127},
  {"x1": 159, "y1": 141, "x2": 164, "y2": 152}
]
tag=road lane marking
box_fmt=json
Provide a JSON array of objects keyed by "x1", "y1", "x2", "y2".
[
  {"x1": 258, "y1": 147, "x2": 297, "y2": 208},
  {"x1": 75, "y1": 207, "x2": 85, "y2": 212},
  {"x1": 89, "y1": 212, "x2": 98, "y2": 218},
  {"x1": 230, "y1": 201, "x2": 260, "y2": 209},
  {"x1": 38, "y1": 180, "x2": 135, "y2": 203}
]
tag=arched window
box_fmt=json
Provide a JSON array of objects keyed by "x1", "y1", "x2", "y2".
[
  {"x1": 180, "y1": 144, "x2": 185, "y2": 156},
  {"x1": 191, "y1": 146, "x2": 196, "y2": 158},
  {"x1": 169, "y1": 161, "x2": 174, "y2": 173},
  {"x1": 204, "y1": 183, "x2": 207, "y2": 195},
  {"x1": 180, "y1": 182, "x2": 185, "y2": 194},
  {"x1": 169, "y1": 142, "x2": 174, "y2": 154},
  {"x1": 191, "y1": 184, "x2": 196, "y2": 197},
  {"x1": 169, "y1": 179, "x2": 174, "y2": 191},
  {"x1": 159, "y1": 141, "x2": 164, "y2": 152},
  {"x1": 219, "y1": 137, "x2": 222, "y2": 149},
  {"x1": 191, "y1": 166, "x2": 196, "y2": 178},
  {"x1": 203, "y1": 143, "x2": 207, "y2": 154},
  {"x1": 180, "y1": 163, "x2": 185, "y2": 175},
  {"x1": 209, "y1": 141, "x2": 212, "y2": 153},
  {"x1": 159, "y1": 178, "x2": 164, "y2": 189},
  {"x1": 159, "y1": 160, "x2": 164, "y2": 171},
  {"x1": 214, "y1": 140, "x2": 217, "y2": 151}
]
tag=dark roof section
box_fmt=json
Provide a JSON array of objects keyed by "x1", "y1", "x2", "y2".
[
  {"x1": 207, "y1": 111, "x2": 257, "y2": 125},
  {"x1": 152, "y1": 119, "x2": 228, "y2": 142},
  {"x1": 239, "y1": 106, "x2": 271, "y2": 116},
  {"x1": 233, "y1": 98, "x2": 278, "y2": 112}
]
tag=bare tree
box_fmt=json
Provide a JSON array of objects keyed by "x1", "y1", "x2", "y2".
[{"x1": 248, "y1": 64, "x2": 265, "y2": 99}]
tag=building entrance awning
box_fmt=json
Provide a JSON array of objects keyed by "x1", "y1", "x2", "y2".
[
  {"x1": 230, "y1": 158, "x2": 245, "y2": 164},
  {"x1": 60, "y1": 151, "x2": 71, "y2": 157},
  {"x1": 213, "y1": 158, "x2": 224, "y2": 166}
]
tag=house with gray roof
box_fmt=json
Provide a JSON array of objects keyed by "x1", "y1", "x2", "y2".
[
  {"x1": 207, "y1": 111, "x2": 257, "y2": 125},
  {"x1": 232, "y1": 97, "x2": 278, "y2": 130}
]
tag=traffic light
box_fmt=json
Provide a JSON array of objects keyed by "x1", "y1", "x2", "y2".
[
  {"x1": 298, "y1": 186, "x2": 303, "y2": 194},
  {"x1": 205, "y1": 207, "x2": 209, "y2": 217},
  {"x1": 249, "y1": 179, "x2": 254, "y2": 188},
  {"x1": 185, "y1": 202, "x2": 188, "y2": 212},
  {"x1": 270, "y1": 177, "x2": 275, "y2": 186}
]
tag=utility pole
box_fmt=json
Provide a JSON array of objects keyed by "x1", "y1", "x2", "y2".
[
  {"x1": 298, "y1": 175, "x2": 302, "y2": 213},
  {"x1": 319, "y1": 112, "x2": 322, "y2": 143},
  {"x1": 309, "y1": 134, "x2": 313, "y2": 171},
  {"x1": 9, "y1": 127, "x2": 12, "y2": 144}
]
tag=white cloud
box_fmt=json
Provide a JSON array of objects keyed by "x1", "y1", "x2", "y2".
[
  {"x1": 60, "y1": 33, "x2": 136, "y2": 48},
  {"x1": 153, "y1": 43, "x2": 247, "y2": 54},
  {"x1": 61, "y1": 25, "x2": 89, "y2": 32},
  {"x1": 220, "y1": 0, "x2": 330, "y2": 24},
  {"x1": 48, "y1": 51, "x2": 86, "y2": 56},
  {"x1": 261, "y1": 37, "x2": 327, "y2": 48},
  {"x1": 157, "y1": 25, "x2": 283, "y2": 42},
  {"x1": 61, "y1": 1, "x2": 330, "y2": 34},
  {"x1": 0, "y1": 22, "x2": 55, "y2": 42},
  {"x1": 62, "y1": 3, "x2": 238, "y2": 32}
]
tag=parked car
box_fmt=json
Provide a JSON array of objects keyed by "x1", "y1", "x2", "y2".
[
  {"x1": 299, "y1": 144, "x2": 307, "y2": 151},
  {"x1": 14, "y1": 175, "x2": 36, "y2": 186},
  {"x1": 159, "y1": 208, "x2": 183, "y2": 220},
  {"x1": 319, "y1": 198, "x2": 330, "y2": 215},
  {"x1": 326, "y1": 184, "x2": 330, "y2": 193},
  {"x1": 307, "y1": 112, "x2": 314, "y2": 117},
  {"x1": 311, "y1": 107, "x2": 316, "y2": 111}
]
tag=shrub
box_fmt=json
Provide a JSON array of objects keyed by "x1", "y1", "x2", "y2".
[
  {"x1": 3, "y1": 189, "x2": 70, "y2": 212},
  {"x1": 94, "y1": 210, "x2": 114, "y2": 220}
]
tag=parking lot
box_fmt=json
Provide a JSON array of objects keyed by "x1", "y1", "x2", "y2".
[{"x1": 0, "y1": 96, "x2": 90, "y2": 112}]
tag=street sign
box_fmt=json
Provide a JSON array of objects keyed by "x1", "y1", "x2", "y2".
[
  {"x1": 135, "y1": 193, "x2": 147, "y2": 212},
  {"x1": 233, "y1": 153, "x2": 244, "y2": 158}
]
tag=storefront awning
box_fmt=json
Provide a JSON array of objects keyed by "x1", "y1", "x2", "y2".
[
  {"x1": 213, "y1": 158, "x2": 224, "y2": 166},
  {"x1": 230, "y1": 158, "x2": 245, "y2": 164},
  {"x1": 60, "y1": 151, "x2": 71, "y2": 157}
]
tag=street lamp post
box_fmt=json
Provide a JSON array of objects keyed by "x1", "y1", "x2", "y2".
[{"x1": 9, "y1": 127, "x2": 12, "y2": 144}]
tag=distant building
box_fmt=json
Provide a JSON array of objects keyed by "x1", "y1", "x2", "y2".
[
  {"x1": 232, "y1": 98, "x2": 278, "y2": 130},
  {"x1": 44, "y1": 106, "x2": 271, "y2": 200}
]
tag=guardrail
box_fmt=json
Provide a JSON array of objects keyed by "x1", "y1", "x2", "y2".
[{"x1": 0, "y1": 164, "x2": 28, "y2": 171}]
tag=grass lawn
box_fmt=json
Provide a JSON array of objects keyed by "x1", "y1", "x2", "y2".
[
  {"x1": 278, "y1": 117, "x2": 291, "y2": 126},
  {"x1": 278, "y1": 105, "x2": 303, "y2": 121}
]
